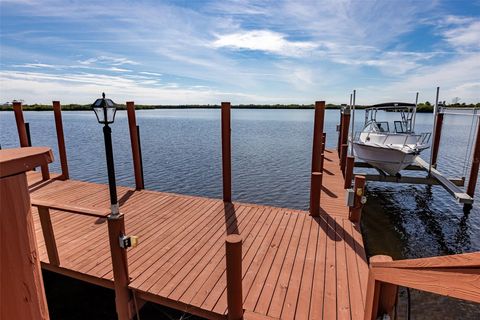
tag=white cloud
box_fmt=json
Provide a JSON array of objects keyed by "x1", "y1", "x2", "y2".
[
  {"x1": 443, "y1": 20, "x2": 480, "y2": 50},
  {"x1": 78, "y1": 56, "x2": 139, "y2": 66},
  {"x1": 360, "y1": 53, "x2": 480, "y2": 103},
  {"x1": 139, "y1": 71, "x2": 163, "y2": 77},
  {"x1": 12, "y1": 63, "x2": 59, "y2": 69},
  {"x1": 213, "y1": 30, "x2": 317, "y2": 57}
]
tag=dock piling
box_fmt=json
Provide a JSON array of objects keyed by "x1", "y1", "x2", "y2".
[
  {"x1": 25, "y1": 122, "x2": 32, "y2": 146},
  {"x1": 225, "y1": 234, "x2": 243, "y2": 320},
  {"x1": 53, "y1": 101, "x2": 69, "y2": 180},
  {"x1": 126, "y1": 101, "x2": 144, "y2": 190},
  {"x1": 107, "y1": 214, "x2": 132, "y2": 320},
  {"x1": 337, "y1": 111, "x2": 343, "y2": 156},
  {"x1": 13, "y1": 101, "x2": 29, "y2": 147},
  {"x1": 340, "y1": 108, "x2": 351, "y2": 157},
  {"x1": 136, "y1": 125, "x2": 144, "y2": 186},
  {"x1": 467, "y1": 117, "x2": 480, "y2": 199},
  {"x1": 344, "y1": 156, "x2": 355, "y2": 188},
  {"x1": 340, "y1": 143, "x2": 348, "y2": 173},
  {"x1": 349, "y1": 175, "x2": 366, "y2": 223},
  {"x1": 221, "y1": 102, "x2": 232, "y2": 202},
  {"x1": 310, "y1": 101, "x2": 325, "y2": 214},
  {"x1": 310, "y1": 172, "x2": 323, "y2": 216},
  {"x1": 431, "y1": 111, "x2": 444, "y2": 168}
]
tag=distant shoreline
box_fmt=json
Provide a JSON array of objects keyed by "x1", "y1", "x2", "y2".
[{"x1": 1, "y1": 103, "x2": 478, "y2": 113}]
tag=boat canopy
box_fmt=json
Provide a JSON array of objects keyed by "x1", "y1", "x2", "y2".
[
  {"x1": 364, "y1": 102, "x2": 417, "y2": 133},
  {"x1": 366, "y1": 102, "x2": 416, "y2": 111}
]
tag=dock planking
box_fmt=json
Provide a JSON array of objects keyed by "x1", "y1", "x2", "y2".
[{"x1": 28, "y1": 149, "x2": 368, "y2": 320}]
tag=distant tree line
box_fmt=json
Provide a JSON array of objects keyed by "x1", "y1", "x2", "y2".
[{"x1": 1, "y1": 102, "x2": 479, "y2": 112}]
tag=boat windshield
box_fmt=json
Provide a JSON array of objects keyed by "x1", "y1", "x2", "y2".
[{"x1": 363, "y1": 121, "x2": 389, "y2": 133}]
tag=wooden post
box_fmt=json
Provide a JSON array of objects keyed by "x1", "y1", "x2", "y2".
[
  {"x1": 0, "y1": 147, "x2": 53, "y2": 320},
  {"x1": 53, "y1": 101, "x2": 69, "y2": 180},
  {"x1": 40, "y1": 163, "x2": 50, "y2": 180},
  {"x1": 344, "y1": 156, "x2": 355, "y2": 188},
  {"x1": 222, "y1": 102, "x2": 232, "y2": 202},
  {"x1": 337, "y1": 110, "x2": 343, "y2": 156},
  {"x1": 126, "y1": 101, "x2": 144, "y2": 190},
  {"x1": 13, "y1": 102, "x2": 29, "y2": 147},
  {"x1": 13, "y1": 102, "x2": 50, "y2": 180},
  {"x1": 309, "y1": 101, "x2": 325, "y2": 214},
  {"x1": 38, "y1": 206, "x2": 60, "y2": 266},
  {"x1": 311, "y1": 101, "x2": 326, "y2": 173},
  {"x1": 107, "y1": 214, "x2": 131, "y2": 320},
  {"x1": 225, "y1": 234, "x2": 243, "y2": 320},
  {"x1": 340, "y1": 109, "x2": 351, "y2": 151},
  {"x1": 349, "y1": 175, "x2": 366, "y2": 223},
  {"x1": 431, "y1": 112, "x2": 444, "y2": 168},
  {"x1": 25, "y1": 123, "x2": 32, "y2": 146},
  {"x1": 136, "y1": 125, "x2": 144, "y2": 185},
  {"x1": 467, "y1": 117, "x2": 480, "y2": 198},
  {"x1": 340, "y1": 143, "x2": 348, "y2": 172},
  {"x1": 364, "y1": 255, "x2": 397, "y2": 320},
  {"x1": 310, "y1": 172, "x2": 322, "y2": 216}
]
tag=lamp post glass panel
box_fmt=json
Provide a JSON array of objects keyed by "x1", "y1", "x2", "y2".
[{"x1": 92, "y1": 93, "x2": 119, "y2": 216}]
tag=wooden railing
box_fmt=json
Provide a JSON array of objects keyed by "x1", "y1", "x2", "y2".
[
  {"x1": 30, "y1": 199, "x2": 133, "y2": 320},
  {"x1": 364, "y1": 252, "x2": 480, "y2": 320}
]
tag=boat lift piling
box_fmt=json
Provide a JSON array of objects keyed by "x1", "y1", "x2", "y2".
[
  {"x1": 466, "y1": 115, "x2": 480, "y2": 199},
  {"x1": 429, "y1": 87, "x2": 441, "y2": 174},
  {"x1": 430, "y1": 110, "x2": 444, "y2": 169}
]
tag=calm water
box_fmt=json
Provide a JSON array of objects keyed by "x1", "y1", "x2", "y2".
[{"x1": 1, "y1": 109, "x2": 479, "y2": 318}]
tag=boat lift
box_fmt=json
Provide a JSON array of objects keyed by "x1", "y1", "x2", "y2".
[{"x1": 339, "y1": 88, "x2": 479, "y2": 206}]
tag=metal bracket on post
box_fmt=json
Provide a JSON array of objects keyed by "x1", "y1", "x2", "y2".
[{"x1": 119, "y1": 234, "x2": 139, "y2": 249}]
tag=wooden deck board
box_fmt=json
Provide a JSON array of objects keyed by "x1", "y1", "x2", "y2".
[{"x1": 27, "y1": 149, "x2": 368, "y2": 319}]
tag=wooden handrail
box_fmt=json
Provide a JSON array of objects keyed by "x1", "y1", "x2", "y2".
[
  {"x1": 364, "y1": 253, "x2": 480, "y2": 320},
  {"x1": 370, "y1": 252, "x2": 480, "y2": 269},
  {"x1": 31, "y1": 198, "x2": 110, "y2": 218},
  {"x1": 373, "y1": 266, "x2": 480, "y2": 303},
  {"x1": 30, "y1": 197, "x2": 133, "y2": 319}
]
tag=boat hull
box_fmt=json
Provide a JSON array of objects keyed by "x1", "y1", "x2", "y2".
[{"x1": 353, "y1": 142, "x2": 419, "y2": 175}]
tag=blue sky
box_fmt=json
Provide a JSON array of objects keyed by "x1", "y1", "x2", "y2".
[{"x1": 1, "y1": 0, "x2": 479, "y2": 105}]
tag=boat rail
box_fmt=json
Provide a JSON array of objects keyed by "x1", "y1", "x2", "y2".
[{"x1": 353, "y1": 131, "x2": 431, "y2": 149}]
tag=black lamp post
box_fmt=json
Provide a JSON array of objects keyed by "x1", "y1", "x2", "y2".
[{"x1": 92, "y1": 92, "x2": 119, "y2": 216}]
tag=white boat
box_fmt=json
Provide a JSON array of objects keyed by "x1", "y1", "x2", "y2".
[{"x1": 352, "y1": 102, "x2": 431, "y2": 176}]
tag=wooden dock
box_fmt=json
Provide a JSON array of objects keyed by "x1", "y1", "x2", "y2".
[{"x1": 27, "y1": 148, "x2": 369, "y2": 320}]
